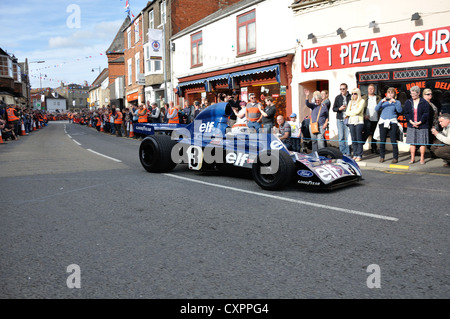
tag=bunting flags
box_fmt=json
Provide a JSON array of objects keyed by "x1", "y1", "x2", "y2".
[{"x1": 124, "y1": 0, "x2": 135, "y2": 19}]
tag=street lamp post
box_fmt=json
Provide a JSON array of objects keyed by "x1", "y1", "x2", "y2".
[
  {"x1": 92, "y1": 67, "x2": 101, "y2": 75},
  {"x1": 29, "y1": 60, "x2": 45, "y2": 110}
]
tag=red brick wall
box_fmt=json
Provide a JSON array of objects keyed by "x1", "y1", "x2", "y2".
[
  {"x1": 107, "y1": 54, "x2": 125, "y2": 85},
  {"x1": 171, "y1": 0, "x2": 241, "y2": 34},
  {"x1": 123, "y1": 15, "x2": 145, "y2": 105}
]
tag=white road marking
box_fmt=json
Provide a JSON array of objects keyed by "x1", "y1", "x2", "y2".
[
  {"x1": 72, "y1": 139, "x2": 81, "y2": 146},
  {"x1": 87, "y1": 149, "x2": 122, "y2": 162},
  {"x1": 67, "y1": 134, "x2": 72, "y2": 138},
  {"x1": 164, "y1": 174, "x2": 399, "y2": 222}
]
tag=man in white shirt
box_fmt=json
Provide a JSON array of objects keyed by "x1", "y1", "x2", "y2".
[
  {"x1": 431, "y1": 113, "x2": 450, "y2": 167},
  {"x1": 287, "y1": 113, "x2": 301, "y2": 152},
  {"x1": 362, "y1": 84, "x2": 381, "y2": 154}
]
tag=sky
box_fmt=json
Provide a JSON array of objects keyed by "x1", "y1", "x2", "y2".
[{"x1": 0, "y1": 0, "x2": 150, "y2": 90}]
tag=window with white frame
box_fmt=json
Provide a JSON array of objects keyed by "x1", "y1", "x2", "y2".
[
  {"x1": 0, "y1": 56, "x2": 13, "y2": 78},
  {"x1": 160, "y1": 1, "x2": 166, "y2": 24},
  {"x1": 127, "y1": 29, "x2": 131, "y2": 49},
  {"x1": 135, "y1": 52, "x2": 140, "y2": 82},
  {"x1": 191, "y1": 31, "x2": 203, "y2": 68},
  {"x1": 134, "y1": 20, "x2": 140, "y2": 43},
  {"x1": 127, "y1": 58, "x2": 132, "y2": 85},
  {"x1": 149, "y1": 10, "x2": 154, "y2": 29},
  {"x1": 144, "y1": 44, "x2": 163, "y2": 75},
  {"x1": 14, "y1": 64, "x2": 21, "y2": 82},
  {"x1": 237, "y1": 10, "x2": 256, "y2": 55}
]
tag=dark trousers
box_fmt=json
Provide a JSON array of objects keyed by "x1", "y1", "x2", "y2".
[
  {"x1": 115, "y1": 124, "x2": 122, "y2": 137},
  {"x1": 363, "y1": 119, "x2": 378, "y2": 151},
  {"x1": 379, "y1": 123, "x2": 399, "y2": 160},
  {"x1": 348, "y1": 123, "x2": 364, "y2": 158}
]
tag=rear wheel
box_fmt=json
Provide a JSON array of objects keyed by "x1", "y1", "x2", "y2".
[
  {"x1": 252, "y1": 150, "x2": 295, "y2": 190},
  {"x1": 139, "y1": 134, "x2": 177, "y2": 172}
]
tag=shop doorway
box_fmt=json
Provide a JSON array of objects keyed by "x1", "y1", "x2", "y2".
[{"x1": 298, "y1": 80, "x2": 329, "y2": 120}]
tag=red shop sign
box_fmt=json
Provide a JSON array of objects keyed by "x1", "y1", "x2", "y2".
[{"x1": 302, "y1": 26, "x2": 450, "y2": 72}]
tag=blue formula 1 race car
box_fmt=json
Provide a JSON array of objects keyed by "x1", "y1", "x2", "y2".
[{"x1": 137, "y1": 102, "x2": 362, "y2": 190}]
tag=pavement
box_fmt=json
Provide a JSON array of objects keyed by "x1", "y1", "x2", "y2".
[{"x1": 354, "y1": 149, "x2": 450, "y2": 175}]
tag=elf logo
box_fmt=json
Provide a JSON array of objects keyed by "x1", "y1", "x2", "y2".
[
  {"x1": 199, "y1": 122, "x2": 215, "y2": 133},
  {"x1": 314, "y1": 165, "x2": 343, "y2": 181},
  {"x1": 226, "y1": 152, "x2": 249, "y2": 166}
]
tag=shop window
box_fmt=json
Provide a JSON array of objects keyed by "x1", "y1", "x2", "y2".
[
  {"x1": 237, "y1": 10, "x2": 256, "y2": 56},
  {"x1": 191, "y1": 31, "x2": 203, "y2": 68}
]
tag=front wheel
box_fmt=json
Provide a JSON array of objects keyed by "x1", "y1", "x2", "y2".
[
  {"x1": 252, "y1": 150, "x2": 295, "y2": 190},
  {"x1": 317, "y1": 147, "x2": 343, "y2": 160}
]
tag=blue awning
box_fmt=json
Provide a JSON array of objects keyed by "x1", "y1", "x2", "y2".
[
  {"x1": 176, "y1": 78, "x2": 208, "y2": 96},
  {"x1": 177, "y1": 78, "x2": 207, "y2": 88},
  {"x1": 230, "y1": 65, "x2": 280, "y2": 83},
  {"x1": 176, "y1": 65, "x2": 280, "y2": 96},
  {"x1": 206, "y1": 74, "x2": 230, "y2": 82}
]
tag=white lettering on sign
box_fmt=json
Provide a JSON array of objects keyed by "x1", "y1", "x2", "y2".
[
  {"x1": 302, "y1": 26, "x2": 450, "y2": 72},
  {"x1": 303, "y1": 49, "x2": 319, "y2": 69},
  {"x1": 340, "y1": 41, "x2": 380, "y2": 65},
  {"x1": 410, "y1": 29, "x2": 450, "y2": 57},
  {"x1": 360, "y1": 41, "x2": 370, "y2": 62},
  {"x1": 199, "y1": 122, "x2": 215, "y2": 133}
]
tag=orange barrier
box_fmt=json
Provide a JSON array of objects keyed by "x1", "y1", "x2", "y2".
[
  {"x1": 129, "y1": 122, "x2": 135, "y2": 138},
  {"x1": 21, "y1": 122, "x2": 26, "y2": 136}
]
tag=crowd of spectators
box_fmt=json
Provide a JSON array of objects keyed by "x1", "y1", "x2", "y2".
[
  {"x1": 69, "y1": 100, "x2": 210, "y2": 138},
  {"x1": 0, "y1": 102, "x2": 52, "y2": 142}
]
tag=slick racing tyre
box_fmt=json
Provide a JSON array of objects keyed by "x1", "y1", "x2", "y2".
[
  {"x1": 252, "y1": 150, "x2": 295, "y2": 190},
  {"x1": 139, "y1": 134, "x2": 177, "y2": 173},
  {"x1": 317, "y1": 147, "x2": 343, "y2": 159}
]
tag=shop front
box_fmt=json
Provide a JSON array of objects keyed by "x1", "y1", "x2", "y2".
[
  {"x1": 357, "y1": 63, "x2": 450, "y2": 114},
  {"x1": 126, "y1": 90, "x2": 140, "y2": 108},
  {"x1": 175, "y1": 55, "x2": 294, "y2": 118},
  {"x1": 294, "y1": 24, "x2": 450, "y2": 149},
  {"x1": 145, "y1": 85, "x2": 166, "y2": 108}
]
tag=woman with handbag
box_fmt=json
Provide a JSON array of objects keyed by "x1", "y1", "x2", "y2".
[
  {"x1": 404, "y1": 86, "x2": 430, "y2": 165},
  {"x1": 346, "y1": 88, "x2": 365, "y2": 161},
  {"x1": 305, "y1": 89, "x2": 329, "y2": 153},
  {"x1": 375, "y1": 87, "x2": 403, "y2": 163}
]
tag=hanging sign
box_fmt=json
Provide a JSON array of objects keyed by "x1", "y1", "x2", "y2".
[
  {"x1": 302, "y1": 26, "x2": 450, "y2": 72},
  {"x1": 148, "y1": 29, "x2": 163, "y2": 60}
]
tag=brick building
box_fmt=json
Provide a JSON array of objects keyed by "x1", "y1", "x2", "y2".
[
  {"x1": 121, "y1": 0, "x2": 242, "y2": 107},
  {"x1": 107, "y1": 16, "x2": 130, "y2": 109},
  {"x1": 0, "y1": 48, "x2": 29, "y2": 107},
  {"x1": 123, "y1": 12, "x2": 145, "y2": 108}
]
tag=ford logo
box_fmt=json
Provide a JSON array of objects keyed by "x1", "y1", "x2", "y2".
[{"x1": 297, "y1": 170, "x2": 314, "y2": 178}]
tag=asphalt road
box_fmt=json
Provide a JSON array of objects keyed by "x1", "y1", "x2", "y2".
[{"x1": 0, "y1": 121, "x2": 448, "y2": 300}]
